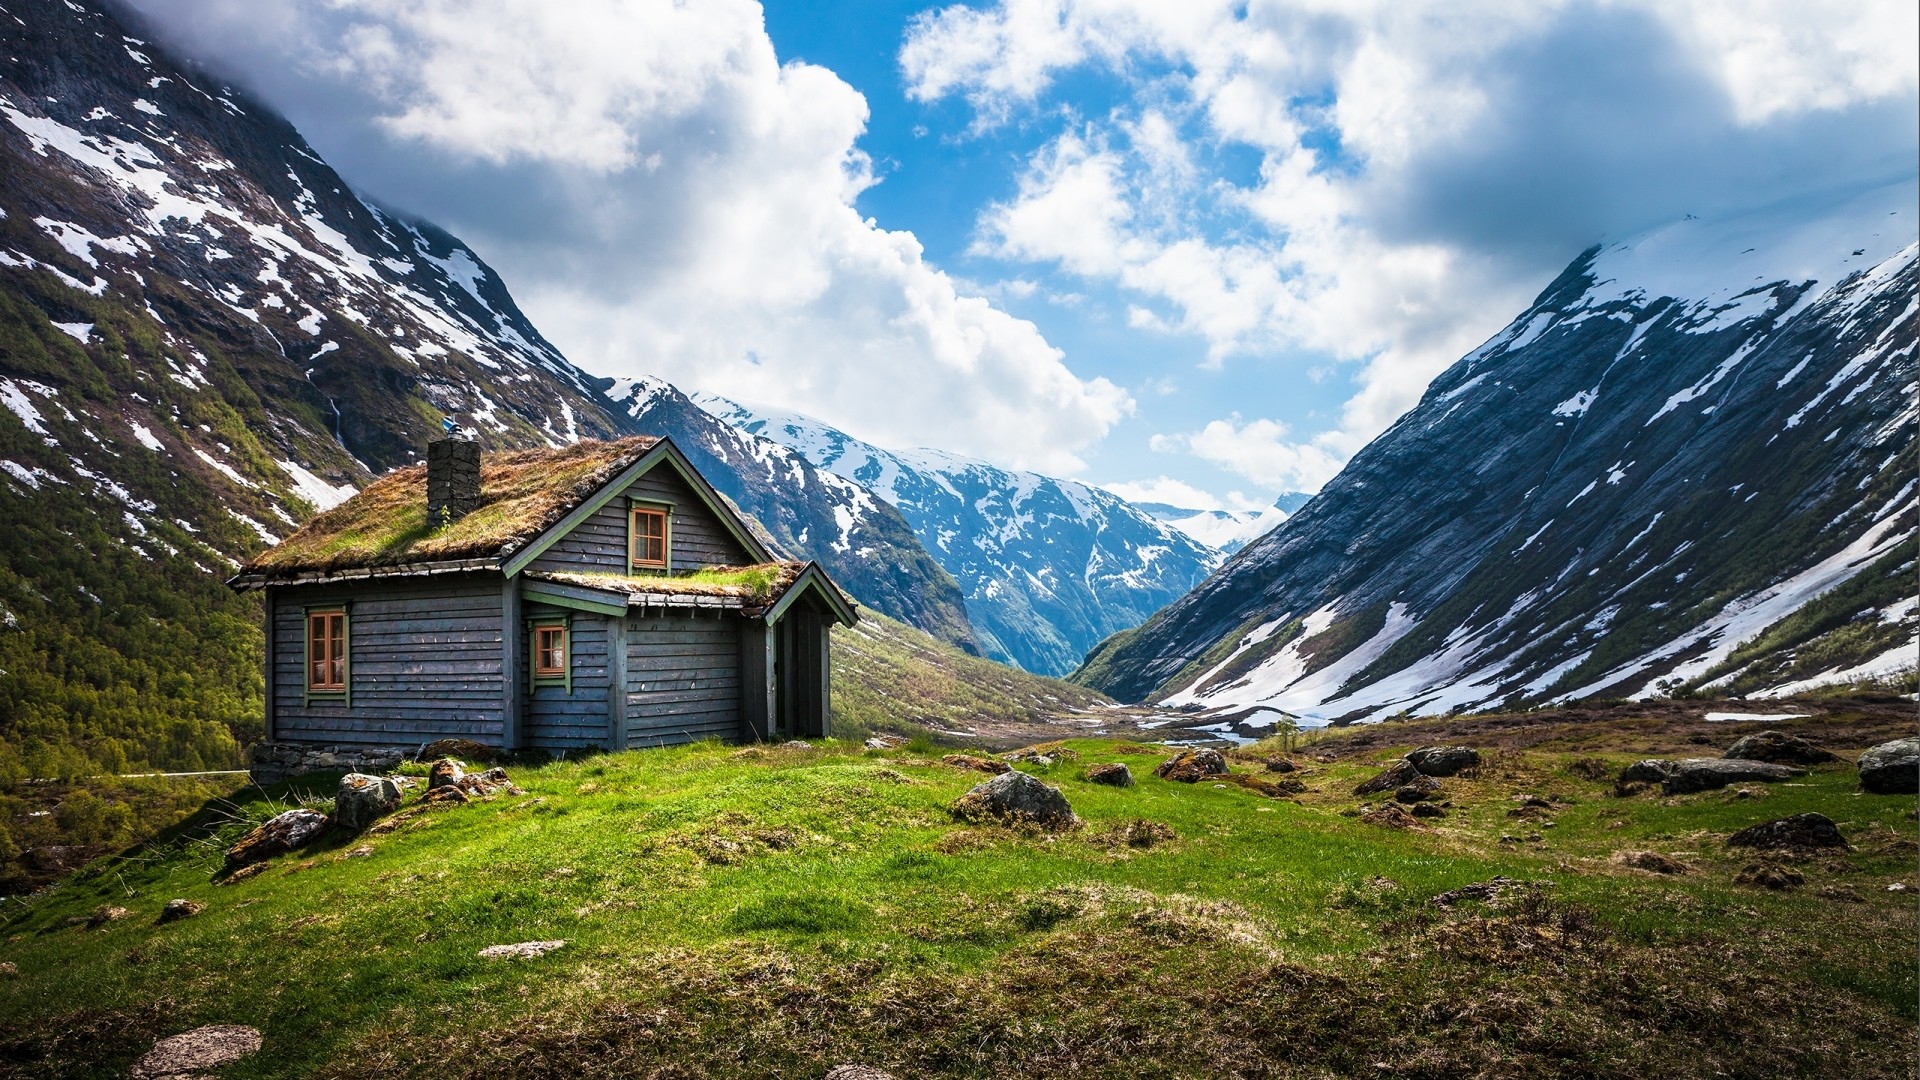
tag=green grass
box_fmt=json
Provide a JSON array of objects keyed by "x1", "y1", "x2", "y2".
[{"x1": 0, "y1": 727, "x2": 1912, "y2": 1078}]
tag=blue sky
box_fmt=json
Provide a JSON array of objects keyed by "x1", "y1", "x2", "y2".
[{"x1": 129, "y1": 0, "x2": 1918, "y2": 513}]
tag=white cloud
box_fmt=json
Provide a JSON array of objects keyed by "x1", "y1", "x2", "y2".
[
  {"x1": 909, "y1": 0, "x2": 1917, "y2": 486},
  {"x1": 1100, "y1": 475, "x2": 1267, "y2": 512},
  {"x1": 132, "y1": 0, "x2": 1131, "y2": 474},
  {"x1": 1155, "y1": 414, "x2": 1348, "y2": 493}
]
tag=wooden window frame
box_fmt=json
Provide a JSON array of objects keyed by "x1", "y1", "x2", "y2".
[
  {"x1": 303, "y1": 605, "x2": 350, "y2": 705},
  {"x1": 628, "y1": 500, "x2": 672, "y2": 572},
  {"x1": 529, "y1": 614, "x2": 573, "y2": 693}
]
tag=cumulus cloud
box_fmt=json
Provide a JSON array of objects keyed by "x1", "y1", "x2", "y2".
[
  {"x1": 1100, "y1": 475, "x2": 1268, "y2": 513},
  {"x1": 125, "y1": 0, "x2": 1131, "y2": 473},
  {"x1": 908, "y1": 0, "x2": 1919, "y2": 488}
]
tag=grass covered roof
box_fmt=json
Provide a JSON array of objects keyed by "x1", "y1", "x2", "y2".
[
  {"x1": 529, "y1": 563, "x2": 856, "y2": 620},
  {"x1": 241, "y1": 436, "x2": 660, "y2": 577}
]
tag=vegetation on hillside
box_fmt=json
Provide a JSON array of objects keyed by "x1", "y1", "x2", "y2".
[{"x1": 0, "y1": 707, "x2": 1911, "y2": 1077}]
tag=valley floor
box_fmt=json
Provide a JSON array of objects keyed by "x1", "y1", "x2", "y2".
[{"x1": 0, "y1": 703, "x2": 1914, "y2": 1078}]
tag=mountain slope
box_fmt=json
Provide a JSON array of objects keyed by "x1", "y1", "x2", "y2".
[
  {"x1": 693, "y1": 394, "x2": 1220, "y2": 675},
  {"x1": 1133, "y1": 493, "x2": 1310, "y2": 554},
  {"x1": 0, "y1": 0, "x2": 990, "y2": 776},
  {"x1": 1077, "y1": 183, "x2": 1918, "y2": 720}
]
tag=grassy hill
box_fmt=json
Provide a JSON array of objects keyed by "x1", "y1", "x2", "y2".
[{"x1": 1, "y1": 705, "x2": 1912, "y2": 1078}]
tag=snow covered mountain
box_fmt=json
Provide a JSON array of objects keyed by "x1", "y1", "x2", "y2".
[
  {"x1": 1077, "y1": 182, "x2": 1918, "y2": 721},
  {"x1": 0, "y1": 0, "x2": 987, "y2": 775},
  {"x1": 1132, "y1": 494, "x2": 1311, "y2": 554},
  {"x1": 692, "y1": 393, "x2": 1221, "y2": 675}
]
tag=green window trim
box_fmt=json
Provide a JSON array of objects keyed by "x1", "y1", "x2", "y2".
[
  {"x1": 301, "y1": 602, "x2": 352, "y2": 708},
  {"x1": 627, "y1": 497, "x2": 675, "y2": 574},
  {"x1": 527, "y1": 612, "x2": 573, "y2": 694}
]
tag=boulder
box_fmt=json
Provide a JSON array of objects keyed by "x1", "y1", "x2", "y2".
[
  {"x1": 1661, "y1": 758, "x2": 1804, "y2": 795},
  {"x1": 427, "y1": 758, "x2": 464, "y2": 789},
  {"x1": 157, "y1": 899, "x2": 205, "y2": 923},
  {"x1": 1155, "y1": 748, "x2": 1228, "y2": 783},
  {"x1": 1618, "y1": 759, "x2": 1674, "y2": 784},
  {"x1": 1264, "y1": 758, "x2": 1297, "y2": 773},
  {"x1": 1410, "y1": 802, "x2": 1447, "y2": 819},
  {"x1": 224, "y1": 808, "x2": 329, "y2": 869},
  {"x1": 1406, "y1": 745, "x2": 1480, "y2": 777},
  {"x1": 333, "y1": 773, "x2": 404, "y2": 831},
  {"x1": 131, "y1": 1025, "x2": 262, "y2": 1079},
  {"x1": 1394, "y1": 775, "x2": 1442, "y2": 803},
  {"x1": 951, "y1": 770, "x2": 1078, "y2": 831},
  {"x1": 1084, "y1": 763, "x2": 1134, "y2": 787},
  {"x1": 416, "y1": 737, "x2": 496, "y2": 763},
  {"x1": 1726, "y1": 812, "x2": 1849, "y2": 851},
  {"x1": 1723, "y1": 731, "x2": 1836, "y2": 765},
  {"x1": 1858, "y1": 737, "x2": 1920, "y2": 794},
  {"x1": 1353, "y1": 758, "x2": 1420, "y2": 796}
]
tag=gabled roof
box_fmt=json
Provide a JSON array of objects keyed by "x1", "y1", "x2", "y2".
[{"x1": 231, "y1": 436, "x2": 772, "y2": 585}]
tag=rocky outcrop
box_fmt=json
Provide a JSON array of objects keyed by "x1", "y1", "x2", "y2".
[
  {"x1": 1354, "y1": 759, "x2": 1420, "y2": 796},
  {"x1": 1723, "y1": 731, "x2": 1836, "y2": 765},
  {"x1": 1085, "y1": 763, "x2": 1134, "y2": 787},
  {"x1": 132, "y1": 1025, "x2": 262, "y2": 1079},
  {"x1": 952, "y1": 771, "x2": 1078, "y2": 831},
  {"x1": 1406, "y1": 746, "x2": 1480, "y2": 777},
  {"x1": 1858, "y1": 738, "x2": 1920, "y2": 794},
  {"x1": 1661, "y1": 758, "x2": 1805, "y2": 795},
  {"x1": 1727, "y1": 813, "x2": 1849, "y2": 851},
  {"x1": 1154, "y1": 749, "x2": 1228, "y2": 783},
  {"x1": 224, "y1": 809, "x2": 329, "y2": 869},
  {"x1": 1619, "y1": 759, "x2": 1674, "y2": 784}
]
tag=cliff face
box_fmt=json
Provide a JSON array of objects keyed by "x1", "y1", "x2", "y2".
[{"x1": 1077, "y1": 184, "x2": 1917, "y2": 720}]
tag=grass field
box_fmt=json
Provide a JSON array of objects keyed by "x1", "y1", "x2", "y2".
[{"x1": 0, "y1": 706, "x2": 1914, "y2": 1078}]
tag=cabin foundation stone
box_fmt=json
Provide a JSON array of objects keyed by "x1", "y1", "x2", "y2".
[{"x1": 248, "y1": 742, "x2": 407, "y2": 784}]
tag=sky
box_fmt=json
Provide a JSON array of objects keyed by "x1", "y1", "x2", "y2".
[{"x1": 123, "y1": 0, "x2": 1918, "y2": 514}]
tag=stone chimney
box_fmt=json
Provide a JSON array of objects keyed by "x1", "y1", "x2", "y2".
[{"x1": 426, "y1": 438, "x2": 481, "y2": 525}]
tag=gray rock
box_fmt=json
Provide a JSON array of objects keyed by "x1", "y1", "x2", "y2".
[
  {"x1": 1723, "y1": 731, "x2": 1836, "y2": 765},
  {"x1": 1661, "y1": 758, "x2": 1804, "y2": 795},
  {"x1": 1354, "y1": 758, "x2": 1420, "y2": 796},
  {"x1": 1394, "y1": 775, "x2": 1442, "y2": 803},
  {"x1": 224, "y1": 808, "x2": 329, "y2": 868},
  {"x1": 157, "y1": 899, "x2": 205, "y2": 923},
  {"x1": 1084, "y1": 762, "x2": 1134, "y2": 787},
  {"x1": 333, "y1": 773, "x2": 404, "y2": 831},
  {"x1": 952, "y1": 770, "x2": 1078, "y2": 831},
  {"x1": 1154, "y1": 748, "x2": 1227, "y2": 783},
  {"x1": 131, "y1": 1024, "x2": 262, "y2": 1078},
  {"x1": 1618, "y1": 759, "x2": 1674, "y2": 784},
  {"x1": 1858, "y1": 737, "x2": 1920, "y2": 794},
  {"x1": 1406, "y1": 745, "x2": 1480, "y2": 777},
  {"x1": 1727, "y1": 812, "x2": 1849, "y2": 850}
]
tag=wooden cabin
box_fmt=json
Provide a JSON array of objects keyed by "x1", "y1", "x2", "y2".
[{"x1": 229, "y1": 436, "x2": 857, "y2": 768}]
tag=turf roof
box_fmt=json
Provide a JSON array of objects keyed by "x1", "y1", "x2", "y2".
[
  {"x1": 241, "y1": 436, "x2": 661, "y2": 577},
  {"x1": 529, "y1": 563, "x2": 856, "y2": 620}
]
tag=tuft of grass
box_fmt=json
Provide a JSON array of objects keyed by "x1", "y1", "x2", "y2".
[{"x1": 723, "y1": 893, "x2": 874, "y2": 934}]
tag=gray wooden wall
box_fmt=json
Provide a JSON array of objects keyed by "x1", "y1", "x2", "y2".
[
  {"x1": 268, "y1": 574, "x2": 505, "y2": 746},
  {"x1": 625, "y1": 611, "x2": 743, "y2": 746},
  {"x1": 528, "y1": 464, "x2": 754, "y2": 577},
  {"x1": 524, "y1": 604, "x2": 614, "y2": 751}
]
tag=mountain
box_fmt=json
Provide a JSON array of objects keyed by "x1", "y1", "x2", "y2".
[
  {"x1": 1076, "y1": 183, "x2": 1919, "y2": 721},
  {"x1": 1132, "y1": 493, "x2": 1311, "y2": 554},
  {"x1": 0, "y1": 0, "x2": 988, "y2": 776},
  {"x1": 692, "y1": 394, "x2": 1221, "y2": 675},
  {"x1": 609, "y1": 378, "x2": 975, "y2": 652}
]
